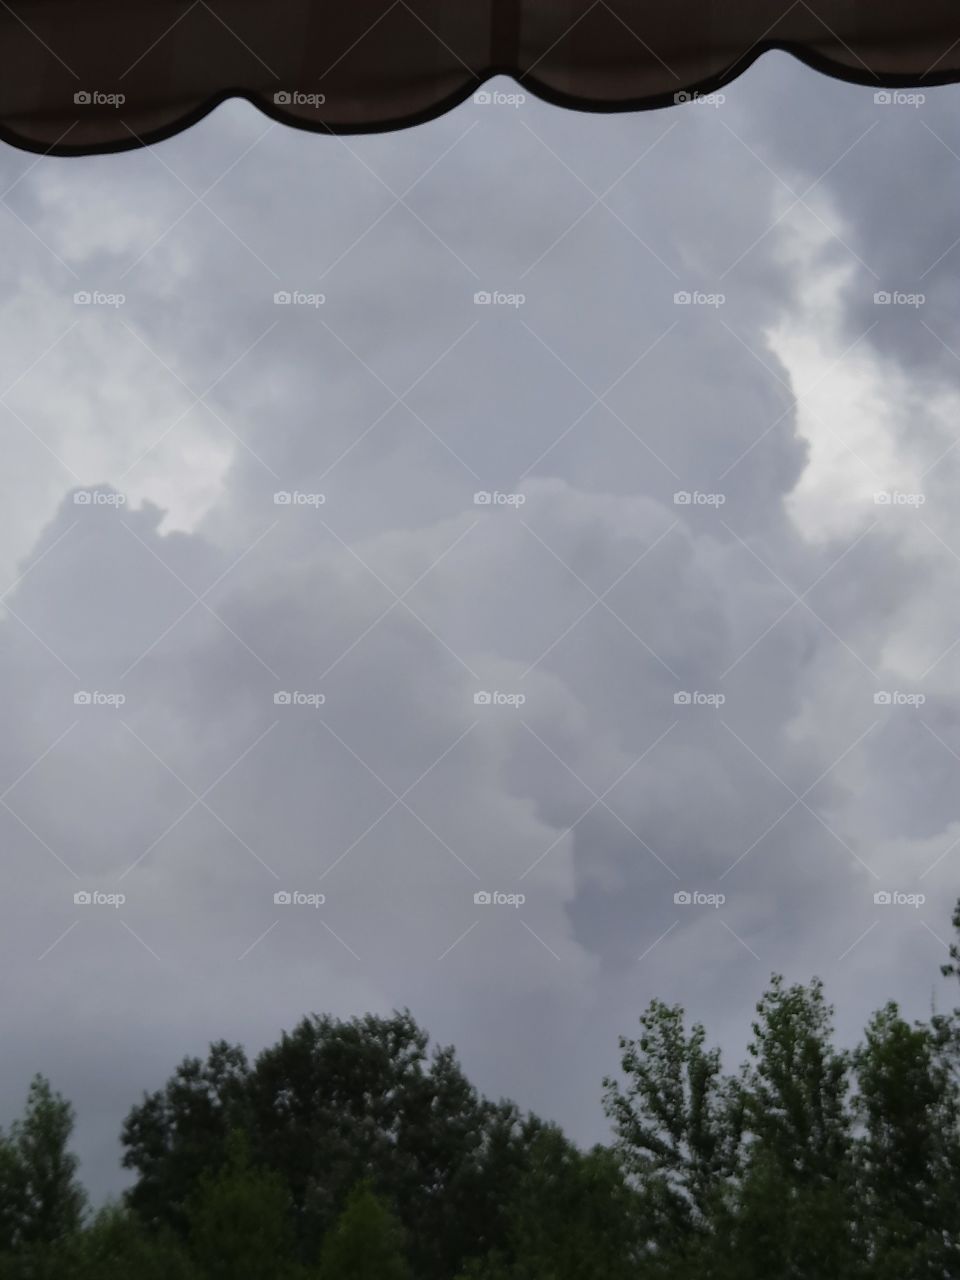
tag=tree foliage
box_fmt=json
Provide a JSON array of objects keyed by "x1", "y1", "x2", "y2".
[
  {"x1": 8, "y1": 900, "x2": 960, "y2": 1278},
  {"x1": 316, "y1": 1182, "x2": 410, "y2": 1280},
  {"x1": 0, "y1": 1074, "x2": 86, "y2": 1274}
]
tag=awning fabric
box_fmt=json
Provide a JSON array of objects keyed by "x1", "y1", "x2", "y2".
[{"x1": 3, "y1": 1, "x2": 960, "y2": 156}]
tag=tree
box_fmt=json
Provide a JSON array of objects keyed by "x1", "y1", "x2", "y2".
[
  {"x1": 0, "y1": 1076, "x2": 86, "y2": 1255},
  {"x1": 853, "y1": 1002, "x2": 960, "y2": 1278},
  {"x1": 55, "y1": 1203, "x2": 198, "y2": 1280},
  {"x1": 0, "y1": 1131, "x2": 27, "y2": 1259},
  {"x1": 121, "y1": 1040, "x2": 250, "y2": 1237},
  {"x1": 123, "y1": 1010, "x2": 540, "y2": 1279},
  {"x1": 186, "y1": 1129, "x2": 302, "y2": 1280},
  {"x1": 727, "y1": 976, "x2": 861, "y2": 1280},
  {"x1": 743, "y1": 978, "x2": 850, "y2": 1178},
  {"x1": 481, "y1": 1125, "x2": 644, "y2": 1280},
  {"x1": 317, "y1": 1182, "x2": 410, "y2": 1280},
  {"x1": 939, "y1": 896, "x2": 960, "y2": 984},
  {"x1": 603, "y1": 999, "x2": 742, "y2": 1273},
  {"x1": 246, "y1": 1010, "x2": 485, "y2": 1270}
]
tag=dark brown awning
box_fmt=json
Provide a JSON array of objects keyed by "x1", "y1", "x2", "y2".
[{"x1": 3, "y1": 1, "x2": 959, "y2": 155}]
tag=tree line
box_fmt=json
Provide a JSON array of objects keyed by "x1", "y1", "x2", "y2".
[{"x1": 4, "y1": 899, "x2": 960, "y2": 1279}]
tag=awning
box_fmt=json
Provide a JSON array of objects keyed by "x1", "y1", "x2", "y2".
[{"x1": 3, "y1": 1, "x2": 959, "y2": 155}]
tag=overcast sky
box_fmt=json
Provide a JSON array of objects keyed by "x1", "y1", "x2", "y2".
[{"x1": 2, "y1": 54, "x2": 960, "y2": 1199}]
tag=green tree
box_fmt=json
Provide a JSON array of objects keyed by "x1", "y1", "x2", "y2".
[
  {"x1": 727, "y1": 976, "x2": 861, "y2": 1280},
  {"x1": 0, "y1": 1133, "x2": 27, "y2": 1258},
  {"x1": 186, "y1": 1129, "x2": 302, "y2": 1280},
  {"x1": 247, "y1": 1011, "x2": 489, "y2": 1271},
  {"x1": 603, "y1": 999, "x2": 742, "y2": 1273},
  {"x1": 317, "y1": 1183, "x2": 410, "y2": 1280},
  {"x1": 0, "y1": 1076, "x2": 86, "y2": 1254},
  {"x1": 55, "y1": 1203, "x2": 198, "y2": 1280},
  {"x1": 123, "y1": 1011, "x2": 539, "y2": 1279},
  {"x1": 121, "y1": 1040, "x2": 250, "y2": 1237},
  {"x1": 853, "y1": 1002, "x2": 960, "y2": 1278},
  {"x1": 939, "y1": 896, "x2": 960, "y2": 984},
  {"x1": 488, "y1": 1125, "x2": 643, "y2": 1280}
]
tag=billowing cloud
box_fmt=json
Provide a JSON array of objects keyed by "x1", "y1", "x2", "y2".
[{"x1": 1, "y1": 58, "x2": 959, "y2": 1196}]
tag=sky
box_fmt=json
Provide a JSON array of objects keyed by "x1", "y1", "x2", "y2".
[{"x1": 1, "y1": 53, "x2": 960, "y2": 1200}]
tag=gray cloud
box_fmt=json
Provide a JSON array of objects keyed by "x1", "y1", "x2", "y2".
[{"x1": 0, "y1": 58, "x2": 959, "y2": 1199}]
